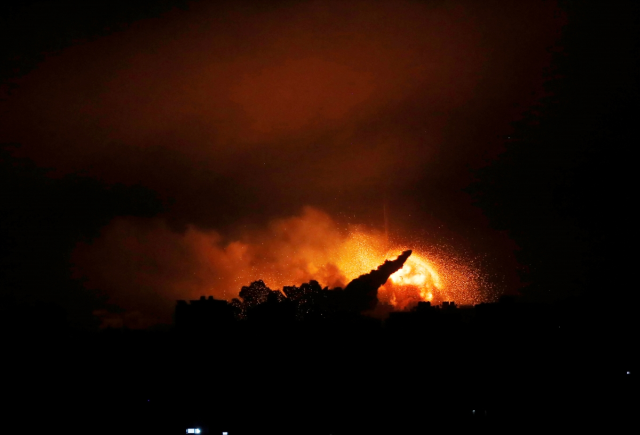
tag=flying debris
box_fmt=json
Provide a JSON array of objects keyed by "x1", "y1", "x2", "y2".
[
  {"x1": 230, "y1": 250, "x2": 414, "y2": 321},
  {"x1": 343, "y1": 250, "x2": 413, "y2": 311}
]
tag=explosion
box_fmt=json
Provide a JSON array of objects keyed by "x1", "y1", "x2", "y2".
[
  {"x1": 330, "y1": 229, "x2": 484, "y2": 310},
  {"x1": 383, "y1": 253, "x2": 440, "y2": 309},
  {"x1": 73, "y1": 207, "x2": 490, "y2": 326},
  {"x1": 245, "y1": 217, "x2": 486, "y2": 310}
]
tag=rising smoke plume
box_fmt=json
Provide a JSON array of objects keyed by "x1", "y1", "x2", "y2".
[
  {"x1": 1, "y1": 1, "x2": 560, "y2": 328},
  {"x1": 343, "y1": 249, "x2": 412, "y2": 312},
  {"x1": 72, "y1": 207, "x2": 486, "y2": 327}
]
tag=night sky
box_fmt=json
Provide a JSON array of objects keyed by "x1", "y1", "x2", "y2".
[{"x1": 1, "y1": 0, "x2": 637, "y2": 329}]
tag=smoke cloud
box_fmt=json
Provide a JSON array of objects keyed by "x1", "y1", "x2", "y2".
[
  {"x1": 72, "y1": 207, "x2": 487, "y2": 326},
  {"x1": 72, "y1": 208, "x2": 348, "y2": 325},
  {"x1": 1, "y1": 1, "x2": 563, "y2": 325},
  {"x1": 1, "y1": 0, "x2": 563, "y2": 229}
]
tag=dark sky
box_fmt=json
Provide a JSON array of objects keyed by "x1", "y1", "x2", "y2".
[{"x1": 1, "y1": 0, "x2": 635, "y2": 328}]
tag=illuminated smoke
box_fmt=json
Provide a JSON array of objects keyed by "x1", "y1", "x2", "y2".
[
  {"x1": 333, "y1": 232, "x2": 488, "y2": 310},
  {"x1": 72, "y1": 207, "x2": 491, "y2": 325}
]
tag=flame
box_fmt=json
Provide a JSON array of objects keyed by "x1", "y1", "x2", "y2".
[
  {"x1": 240, "y1": 219, "x2": 486, "y2": 310},
  {"x1": 73, "y1": 207, "x2": 489, "y2": 324},
  {"x1": 381, "y1": 252, "x2": 441, "y2": 310},
  {"x1": 324, "y1": 228, "x2": 483, "y2": 310}
]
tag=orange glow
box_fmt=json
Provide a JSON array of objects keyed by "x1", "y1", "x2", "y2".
[
  {"x1": 72, "y1": 208, "x2": 489, "y2": 325},
  {"x1": 325, "y1": 229, "x2": 483, "y2": 310},
  {"x1": 251, "y1": 221, "x2": 487, "y2": 310}
]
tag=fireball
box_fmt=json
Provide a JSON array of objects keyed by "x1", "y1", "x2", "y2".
[
  {"x1": 329, "y1": 229, "x2": 480, "y2": 310},
  {"x1": 218, "y1": 211, "x2": 486, "y2": 310}
]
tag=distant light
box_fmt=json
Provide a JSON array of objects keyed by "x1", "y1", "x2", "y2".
[
  {"x1": 187, "y1": 430, "x2": 194, "y2": 434},
  {"x1": 195, "y1": 430, "x2": 201, "y2": 434},
  {"x1": 223, "y1": 432, "x2": 228, "y2": 435},
  {"x1": 472, "y1": 410, "x2": 475, "y2": 415},
  {"x1": 627, "y1": 371, "x2": 631, "y2": 375}
]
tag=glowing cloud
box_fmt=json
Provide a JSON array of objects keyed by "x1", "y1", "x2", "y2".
[{"x1": 72, "y1": 207, "x2": 490, "y2": 326}]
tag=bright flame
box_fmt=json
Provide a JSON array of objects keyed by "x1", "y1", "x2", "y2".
[
  {"x1": 317, "y1": 228, "x2": 484, "y2": 310},
  {"x1": 73, "y1": 207, "x2": 490, "y2": 326},
  {"x1": 380, "y1": 252, "x2": 442, "y2": 310},
  {"x1": 245, "y1": 219, "x2": 486, "y2": 310},
  {"x1": 337, "y1": 245, "x2": 447, "y2": 311}
]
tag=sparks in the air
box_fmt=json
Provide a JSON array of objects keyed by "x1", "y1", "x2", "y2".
[
  {"x1": 249, "y1": 221, "x2": 489, "y2": 310},
  {"x1": 72, "y1": 207, "x2": 491, "y2": 318},
  {"x1": 328, "y1": 229, "x2": 486, "y2": 310}
]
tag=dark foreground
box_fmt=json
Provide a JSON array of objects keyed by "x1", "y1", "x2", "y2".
[{"x1": 5, "y1": 297, "x2": 635, "y2": 434}]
